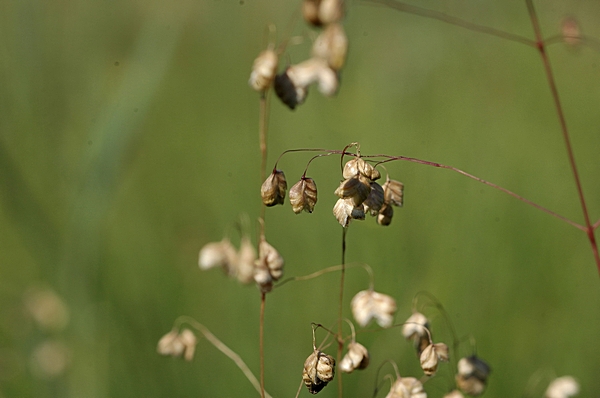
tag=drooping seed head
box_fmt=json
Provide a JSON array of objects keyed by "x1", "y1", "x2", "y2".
[
  {"x1": 402, "y1": 312, "x2": 431, "y2": 355},
  {"x1": 156, "y1": 329, "x2": 197, "y2": 361},
  {"x1": 302, "y1": 350, "x2": 336, "y2": 394},
  {"x1": 198, "y1": 238, "x2": 238, "y2": 275},
  {"x1": 339, "y1": 341, "x2": 370, "y2": 373},
  {"x1": 178, "y1": 329, "x2": 198, "y2": 361},
  {"x1": 363, "y1": 182, "x2": 385, "y2": 215},
  {"x1": 377, "y1": 203, "x2": 394, "y2": 226},
  {"x1": 334, "y1": 175, "x2": 371, "y2": 206},
  {"x1": 351, "y1": 290, "x2": 397, "y2": 328},
  {"x1": 419, "y1": 342, "x2": 449, "y2": 376},
  {"x1": 456, "y1": 356, "x2": 491, "y2": 396},
  {"x1": 261, "y1": 170, "x2": 287, "y2": 206},
  {"x1": 385, "y1": 377, "x2": 427, "y2": 398},
  {"x1": 287, "y1": 58, "x2": 338, "y2": 97},
  {"x1": 545, "y1": 376, "x2": 580, "y2": 398},
  {"x1": 249, "y1": 49, "x2": 278, "y2": 92},
  {"x1": 312, "y1": 23, "x2": 348, "y2": 71},
  {"x1": 289, "y1": 177, "x2": 318, "y2": 214},
  {"x1": 256, "y1": 239, "x2": 284, "y2": 281}
]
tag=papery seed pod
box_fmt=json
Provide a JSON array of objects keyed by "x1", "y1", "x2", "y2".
[
  {"x1": 419, "y1": 343, "x2": 449, "y2": 376},
  {"x1": 351, "y1": 290, "x2": 397, "y2": 328},
  {"x1": 382, "y1": 176, "x2": 404, "y2": 207},
  {"x1": 334, "y1": 175, "x2": 371, "y2": 206},
  {"x1": 302, "y1": 350, "x2": 336, "y2": 394},
  {"x1": 261, "y1": 170, "x2": 287, "y2": 206},
  {"x1": 256, "y1": 239, "x2": 284, "y2": 281},
  {"x1": 377, "y1": 203, "x2": 394, "y2": 226},
  {"x1": 157, "y1": 330, "x2": 184, "y2": 357},
  {"x1": 443, "y1": 391, "x2": 464, "y2": 398},
  {"x1": 342, "y1": 158, "x2": 360, "y2": 179},
  {"x1": 333, "y1": 197, "x2": 353, "y2": 227},
  {"x1": 386, "y1": 377, "x2": 427, "y2": 398},
  {"x1": 236, "y1": 236, "x2": 256, "y2": 284},
  {"x1": 198, "y1": 238, "x2": 238, "y2": 275},
  {"x1": 402, "y1": 312, "x2": 431, "y2": 356},
  {"x1": 289, "y1": 177, "x2": 318, "y2": 214},
  {"x1": 178, "y1": 329, "x2": 198, "y2": 361},
  {"x1": 316, "y1": 66, "x2": 338, "y2": 97},
  {"x1": 312, "y1": 23, "x2": 348, "y2": 71},
  {"x1": 249, "y1": 49, "x2": 278, "y2": 92},
  {"x1": 288, "y1": 58, "x2": 338, "y2": 97},
  {"x1": 274, "y1": 71, "x2": 308, "y2": 110},
  {"x1": 253, "y1": 263, "x2": 273, "y2": 293},
  {"x1": 357, "y1": 159, "x2": 380, "y2": 181},
  {"x1": 339, "y1": 342, "x2": 369, "y2": 373},
  {"x1": 364, "y1": 182, "x2": 384, "y2": 215},
  {"x1": 545, "y1": 376, "x2": 580, "y2": 398},
  {"x1": 456, "y1": 356, "x2": 491, "y2": 396}
]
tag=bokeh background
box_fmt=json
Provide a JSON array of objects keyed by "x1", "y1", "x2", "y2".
[{"x1": 1, "y1": 0, "x2": 599, "y2": 397}]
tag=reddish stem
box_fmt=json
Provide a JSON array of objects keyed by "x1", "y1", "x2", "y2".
[{"x1": 525, "y1": 0, "x2": 600, "y2": 274}]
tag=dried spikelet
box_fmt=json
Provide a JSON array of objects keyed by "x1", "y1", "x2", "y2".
[
  {"x1": 333, "y1": 198, "x2": 353, "y2": 227},
  {"x1": 178, "y1": 329, "x2": 198, "y2": 361},
  {"x1": 255, "y1": 238, "x2": 284, "y2": 285},
  {"x1": 419, "y1": 343, "x2": 449, "y2": 376},
  {"x1": 342, "y1": 157, "x2": 361, "y2": 179},
  {"x1": 385, "y1": 377, "x2": 427, "y2": 398},
  {"x1": 261, "y1": 170, "x2": 287, "y2": 206},
  {"x1": 236, "y1": 236, "x2": 256, "y2": 284},
  {"x1": 198, "y1": 238, "x2": 238, "y2": 275},
  {"x1": 363, "y1": 182, "x2": 384, "y2": 215},
  {"x1": 288, "y1": 58, "x2": 338, "y2": 97},
  {"x1": 249, "y1": 49, "x2": 278, "y2": 92},
  {"x1": 339, "y1": 342, "x2": 369, "y2": 373},
  {"x1": 351, "y1": 290, "x2": 397, "y2": 328},
  {"x1": 334, "y1": 175, "x2": 371, "y2": 206},
  {"x1": 382, "y1": 175, "x2": 404, "y2": 207},
  {"x1": 545, "y1": 376, "x2": 580, "y2": 398},
  {"x1": 357, "y1": 159, "x2": 380, "y2": 181},
  {"x1": 289, "y1": 177, "x2": 318, "y2": 214},
  {"x1": 303, "y1": 350, "x2": 336, "y2": 394},
  {"x1": 312, "y1": 23, "x2": 348, "y2": 71},
  {"x1": 456, "y1": 356, "x2": 491, "y2": 396},
  {"x1": 402, "y1": 312, "x2": 431, "y2": 356},
  {"x1": 157, "y1": 329, "x2": 197, "y2": 361},
  {"x1": 274, "y1": 71, "x2": 308, "y2": 110},
  {"x1": 377, "y1": 203, "x2": 394, "y2": 226}
]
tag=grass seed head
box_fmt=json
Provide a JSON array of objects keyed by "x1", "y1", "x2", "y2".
[
  {"x1": 312, "y1": 23, "x2": 348, "y2": 71},
  {"x1": 419, "y1": 342, "x2": 449, "y2": 376},
  {"x1": 302, "y1": 350, "x2": 336, "y2": 394},
  {"x1": 198, "y1": 238, "x2": 238, "y2": 275},
  {"x1": 289, "y1": 177, "x2": 318, "y2": 214},
  {"x1": 456, "y1": 356, "x2": 491, "y2": 396},
  {"x1": 261, "y1": 170, "x2": 287, "y2": 206},
  {"x1": 377, "y1": 202, "x2": 394, "y2": 226},
  {"x1": 339, "y1": 341, "x2": 370, "y2": 373},
  {"x1": 351, "y1": 290, "x2": 397, "y2": 328},
  {"x1": 249, "y1": 49, "x2": 278, "y2": 92},
  {"x1": 382, "y1": 176, "x2": 404, "y2": 207}
]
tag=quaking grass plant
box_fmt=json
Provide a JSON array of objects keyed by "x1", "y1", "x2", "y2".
[{"x1": 159, "y1": 1, "x2": 598, "y2": 397}]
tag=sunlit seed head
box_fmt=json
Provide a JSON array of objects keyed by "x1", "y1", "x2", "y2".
[
  {"x1": 419, "y1": 343, "x2": 449, "y2": 376},
  {"x1": 339, "y1": 341, "x2": 369, "y2": 373},
  {"x1": 351, "y1": 290, "x2": 397, "y2": 328},
  {"x1": 382, "y1": 176, "x2": 404, "y2": 207},
  {"x1": 24, "y1": 287, "x2": 70, "y2": 332},
  {"x1": 334, "y1": 175, "x2": 371, "y2": 206},
  {"x1": 312, "y1": 23, "x2": 348, "y2": 71},
  {"x1": 303, "y1": 350, "x2": 336, "y2": 394},
  {"x1": 289, "y1": 177, "x2": 318, "y2": 214},
  {"x1": 261, "y1": 170, "x2": 287, "y2": 206},
  {"x1": 198, "y1": 238, "x2": 238, "y2": 275},
  {"x1": 249, "y1": 49, "x2": 278, "y2": 92}
]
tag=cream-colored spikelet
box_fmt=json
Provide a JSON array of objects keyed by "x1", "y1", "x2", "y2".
[
  {"x1": 249, "y1": 49, "x2": 278, "y2": 92},
  {"x1": 261, "y1": 169, "x2": 287, "y2": 206},
  {"x1": 402, "y1": 312, "x2": 431, "y2": 356},
  {"x1": 545, "y1": 376, "x2": 579, "y2": 398},
  {"x1": 287, "y1": 58, "x2": 338, "y2": 97},
  {"x1": 236, "y1": 235, "x2": 256, "y2": 284},
  {"x1": 419, "y1": 342, "x2": 449, "y2": 376},
  {"x1": 302, "y1": 0, "x2": 344, "y2": 26},
  {"x1": 198, "y1": 238, "x2": 238, "y2": 275},
  {"x1": 339, "y1": 341, "x2": 369, "y2": 373},
  {"x1": 289, "y1": 177, "x2": 318, "y2": 214},
  {"x1": 455, "y1": 356, "x2": 491, "y2": 396},
  {"x1": 385, "y1": 377, "x2": 427, "y2": 398},
  {"x1": 351, "y1": 290, "x2": 397, "y2": 328},
  {"x1": 312, "y1": 23, "x2": 348, "y2": 71},
  {"x1": 302, "y1": 349, "x2": 336, "y2": 394},
  {"x1": 253, "y1": 237, "x2": 284, "y2": 293},
  {"x1": 156, "y1": 328, "x2": 197, "y2": 361}
]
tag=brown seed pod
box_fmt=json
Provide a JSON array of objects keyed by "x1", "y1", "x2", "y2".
[
  {"x1": 351, "y1": 290, "x2": 397, "y2": 328},
  {"x1": 261, "y1": 169, "x2": 287, "y2": 206},
  {"x1": 289, "y1": 177, "x2": 318, "y2": 214},
  {"x1": 249, "y1": 49, "x2": 278, "y2": 92},
  {"x1": 302, "y1": 350, "x2": 336, "y2": 394},
  {"x1": 257, "y1": 239, "x2": 284, "y2": 281},
  {"x1": 456, "y1": 356, "x2": 491, "y2": 396},
  {"x1": 312, "y1": 23, "x2": 348, "y2": 71},
  {"x1": 382, "y1": 176, "x2": 404, "y2": 207},
  {"x1": 334, "y1": 175, "x2": 371, "y2": 206},
  {"x1": 377, "y1": 203, "x2": 394, "y2": 226},
  {"x1": 419, "y1": 342, "x2": 449, "y2": 376},
  {"x1": 363, "y1": 182, "x2": 384, "y2": 215},
  {"x1": 339, "y1": 342, "x2": 369, "y2": 373},
  {"x1": 386, "y1": 377, "x2": 427, "y2": 398}
]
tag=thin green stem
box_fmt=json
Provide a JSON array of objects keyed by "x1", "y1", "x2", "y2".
[{"x1": 525, "y1": 0, "x2": 600, "y2": 274}]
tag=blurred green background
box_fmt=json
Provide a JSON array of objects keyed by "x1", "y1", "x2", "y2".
[{"x1": 1, "y1": 0, "x2": 599, "y2": 397}]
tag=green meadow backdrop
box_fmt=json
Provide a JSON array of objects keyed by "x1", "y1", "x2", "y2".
[{"x1": 1, "y1": 0, "x2": 599, "y2": 397}]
